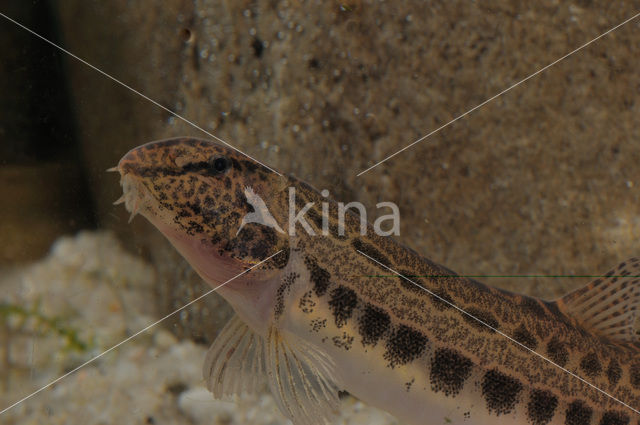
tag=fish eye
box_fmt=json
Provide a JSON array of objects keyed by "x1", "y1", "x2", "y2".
[{"x1": 211, "y1": 156, "x2": 230, "y2": 173}]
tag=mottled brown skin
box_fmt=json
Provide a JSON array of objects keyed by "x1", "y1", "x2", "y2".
[
  {"x1": 286, "y1": 179, "x2": 640, "y2": 424},
  {"x1": 118, "y1": 138, "x2": 640, "y2": 425},
  {"x1": 118, "y1": 138, "x2": 290, "y2": 271}
]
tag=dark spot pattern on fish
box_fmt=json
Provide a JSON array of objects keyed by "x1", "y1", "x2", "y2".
[
  {"x1": 564, "y1": 400, "x2": 592, "y2": 425},
  {"x1": 383, "y1": 324, "x2": 428, "y2": 368},
  {"x1": 580, "y1": 352, "x2": 602, "y2": 378},
  {"x1": 606, "y1": 359, "x2": 622, "y2": 386},
  {"x1": 481, "y1": 369, "x2": 522, "y2": 416},
  {"x1": 599, "y1": 410, "x2": 629, "y2": 425},
  {"x1": 462, "y1": 307, "x2": 499, "y2": 333},
  {"x1": 546, "y1": 337, "x2": 569, "y2": 367},
  {"x1": 352, "y1": 238, "x2": 391, "y2": 268},
  {"x1": 358, "y1": 304, "x2": 391, "y2": 346},
  {"x1": 513, "y1": 324, "x2": 538, "y2": 350},
  {"x1": 328, "y1": 285, "x2": 358, "y2": 328},
  {"x1": 274, "y1": 272, "x2": 299, "y2": 319},
  {"x1": 304, "y1": 255, "x2": 332, "y2": 296},
  {"x1": 526, "y1": 389, "x2": 558, "y2": 425},
  {"x1": 630, "y1": 362, "x2": 640, "y2": 390},
  {"x1": 429, "y1": 348, "x2": 473, "y2": 397}
]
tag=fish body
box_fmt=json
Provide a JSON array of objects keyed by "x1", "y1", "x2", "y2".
[{"x1": 116, "y1": 137, "x2": 640, "y2": 425}]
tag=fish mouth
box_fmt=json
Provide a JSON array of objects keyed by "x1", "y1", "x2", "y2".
[{"x1": 109, "y1": 165, "x2": 153, "y2": 224}]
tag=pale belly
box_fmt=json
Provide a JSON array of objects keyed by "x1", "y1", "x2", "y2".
[
  {"x1": 327, "y1": 338, "x2": 532, "y2": 425},
  {"x1": 283, "y1": 292, "x2": 555, "y2": 425}
]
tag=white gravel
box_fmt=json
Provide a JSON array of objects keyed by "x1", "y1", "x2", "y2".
[{"x1": 0, "y1": 231, "x2": 399, "y2": 425}]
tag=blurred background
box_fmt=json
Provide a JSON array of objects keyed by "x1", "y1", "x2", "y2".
[{"x1": 1, "y1": 0, "x2": 639, "y2": 424}]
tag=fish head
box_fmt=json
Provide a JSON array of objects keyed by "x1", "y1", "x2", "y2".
[{"x1": 113, "y1": 137, "x2": 290, "y2": 292}]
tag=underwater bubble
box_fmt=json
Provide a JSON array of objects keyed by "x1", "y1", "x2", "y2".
[
  {"x1": 260, "y1": 140, "x2": 269, "y2": 149},
  {"x1": 292, "y1": 124, "x2": 300, "y2": 133},
  {"x1": 243, "y1": 9, "x2": 251, "y2": 18}
]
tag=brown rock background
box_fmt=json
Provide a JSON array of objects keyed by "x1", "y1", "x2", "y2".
[{"x1": 3, "y1": 0, "x2": 640, "y2": 341}]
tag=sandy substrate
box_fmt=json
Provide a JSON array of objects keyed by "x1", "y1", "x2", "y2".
[{"x1": 0, "y1": 231, "x2": 399, "y2": 425}]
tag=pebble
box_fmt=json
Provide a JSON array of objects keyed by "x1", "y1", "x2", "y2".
[{"x1": 1, "y1": 231, "x2": 401, "y2": 425}]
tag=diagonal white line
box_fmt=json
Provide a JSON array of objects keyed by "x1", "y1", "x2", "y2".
[
  {"x1": 0, "y1": 250, "x2": 283, "y2": 416},
  {"x1": 5, "y1": 1, "x2": 639, "y2": 417},
  {"x1": 356, "y1": 10, "x2": 640, "y2": 177},
  {"x1": 356, "y1": 249, "x2": 640, "y2": 415},
  {"x1": 0, "y1": 11, "x2": 282, "y2": 177}
]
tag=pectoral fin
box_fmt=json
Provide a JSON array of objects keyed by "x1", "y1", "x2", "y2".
[
  {"x1": 203, "y1": 315, "x2": 267, "y2": 399},
  {"x1": 203, "y1": 316, "x2": 342, "y2": 424},
  {"x1": 266, "y1": 326, "x2": 341, "y2": 425}
]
